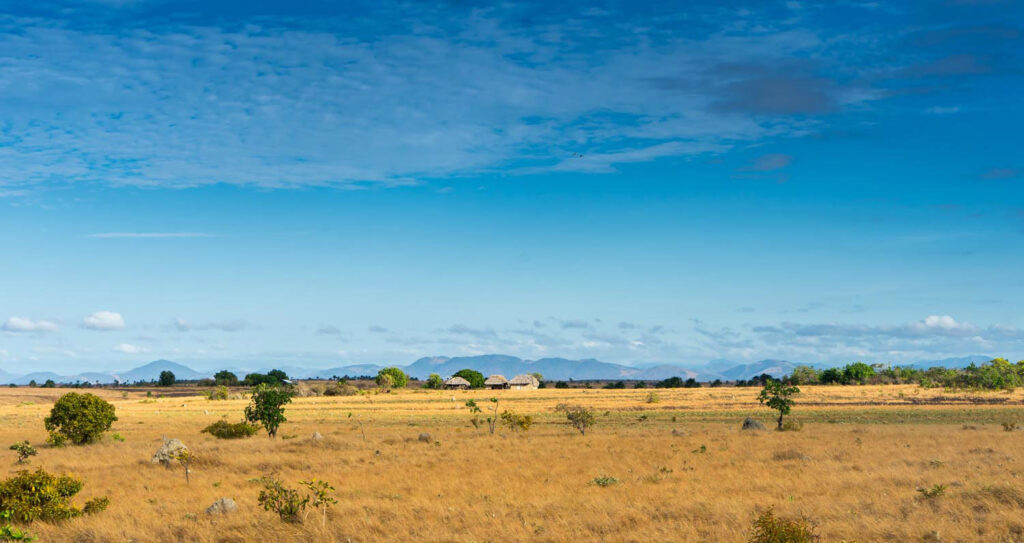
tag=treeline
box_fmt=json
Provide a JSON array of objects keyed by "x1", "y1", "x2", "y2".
[{"x1": 773, "y1": 358, "x2": 1024, "y2": 391}]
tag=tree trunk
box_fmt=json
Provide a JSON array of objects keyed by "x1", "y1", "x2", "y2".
[{"x1": 777, "y1": 412, "x2": 783, "y2": 430}]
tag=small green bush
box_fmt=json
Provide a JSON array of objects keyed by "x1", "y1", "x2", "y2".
[
  {"x1": 257, "y1": 476, "x2": 308, "y2": 523},
  {"x1": 201, "y1": 420, "x2": 259, "y2": 439},
  {"x1": 591, "y1": 476, "x2": 619, "y2": 487},
  {"x1": 43, "y1": 393, "x2": 117, "y2": 445},
  {"x1": 206, "y1": 386, "x2": 229, "y2": 401},
  {"x1": 0, "y1": 469, "x2": 107, "y2": 523},
  {"x1": 8, "y1": 443, "x2": 36, "y2": 465},
  {"x1": 499, "y1": 410, "x2": 533, "y2": 432},
  {"x1": 748, "y1": 507, "x2": 818, "y2": 543}
]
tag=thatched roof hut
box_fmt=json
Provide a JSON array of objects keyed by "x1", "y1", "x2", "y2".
[
  {"x1": 484, "y1": 374, "x2": 509, "y2": 389},
  {"x1": 508, "y1": 374, "x2": 540, "y2": 390},
  {"x1": 444, "y1": 376, "x2": 471, "y2": 390}
]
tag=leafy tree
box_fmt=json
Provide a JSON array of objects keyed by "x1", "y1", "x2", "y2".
[
  {"x1": 44, "y1": 393, "x2": 117, "y2": 445},
  {"x1": 604, "y1": 381, "x2": 625, "y2": 389},
  {"x1": 555, "y1": 381, "x2": 570, "y2": 389},
  {"x1": 244, "y1": 384, "x2": 293, "y2": 438},
  {"x1": 424, "y1": 373, "x2": 444, "y2": 389},
  {"x1": 819, "y1": 368, "x2": 844, "y2": 385},
  {"x1": 375, "y1": 367, "x2": 408, "y2": 389},
  {"x1": 158, "y1": 371, "x2": 176, "y2": 387},
  {"x1": 530, "y1": 372, "x2": 544, "y2": 382},
  {"x1": 709, "y1": 379, "x2": 723, "y2": 387},
  {"x1": 41, "y1": 380, "x2": 56, "y2": 389},
  {"x1": 27, "y1": 380, "x2": 37, "y2": 388},
  {"x1": 842, "y1": 362, "x2": 875, "y2": 385},
  {"x1": 656, "y1": 376, "x2": 685, "y2": 388},
  {"x1": 757, "y1": 379, "x2": 801, "y2": 430},
  {"x1": 214, "y1": 370, "x2": 239, "y2": 386},
  {"x1": 452, "y1": 369, "x2": 485, "y2": 389},
  {"x1": 267, "y1": 369, "x2": 289, "y2": 383},
  {"x1": 684, "y1": 377, "x2": 701, "y2": 388},
  {"x1": 555, "y1": 404, "x2": 595, "y2": 435},
  {"x1": 243, "y1": 371, "x2": 289, "y2": 387},
  {"x1": 789, "y1": 365, "x2": 820, "y2": 385}
]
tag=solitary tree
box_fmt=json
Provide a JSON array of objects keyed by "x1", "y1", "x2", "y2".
[
  {"x1": 424, "y1": 373, "x2": 444, "y2": 389},
  {"x1": 758, "y1": 379, "x2": 801, "y2": 430},
  {"x1": 375, "y1": 367, "x2": 408, "y2": 389},
  {"x1": 555, "y1": 404, "x2": 595, "y2": 435},
  {"x1": 244, "y1": 384, "x2": 294, "y2": 438},
  {"x1": 158, "y1": 371, "x2": 176, "y2": 387},
  {"x1": 44, "y1": 392, "x2": 118, "y2": 445}
]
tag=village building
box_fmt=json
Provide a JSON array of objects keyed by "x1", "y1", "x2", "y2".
[
  {"x1": 508, "y1": 374, "x2": 540, "y2": 390},
  {"x1": 484, "y1": 374, "x2": 509, "y2": 389},
  {"x1": 443, "y1": 376, "x2": 471, "y2": 390}
]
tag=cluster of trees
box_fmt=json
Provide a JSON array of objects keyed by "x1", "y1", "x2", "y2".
[{"x1": 780, "y1": 358, "x2": 1024, "y2": 391}]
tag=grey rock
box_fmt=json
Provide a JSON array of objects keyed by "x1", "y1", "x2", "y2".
[
  {"x1": 311, "y1": 432, "x2": 324, "y2": 442},
  {"x1": 741, "y1": 418, "x2": 766, "y2": 431},
  {"x1": 152, "y1": 438, "x2": 188, "y2": 466},
  {"x1": 418, "y1": 433, "x2": 432, "y2": 443},
  {"x1": 205, "y1": 497, "x2": 237, "y2": 516}
]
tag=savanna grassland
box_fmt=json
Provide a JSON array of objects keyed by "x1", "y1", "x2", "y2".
[{"x1": 4, "y1": 385, "x2": 1024, "y2": 542}]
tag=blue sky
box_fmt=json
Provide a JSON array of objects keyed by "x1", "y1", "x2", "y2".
[{"x1": 1, "y1": 0, "x2": 1023, "y2": 373}]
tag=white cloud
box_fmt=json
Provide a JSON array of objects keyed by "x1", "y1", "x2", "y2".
[
  {"x1": 0, "y1": 7, "x2": 879, "y2": 193},
  {"x1": 82, "y1": 311, "x2": 126, "y2": 330},
  {"x1": 112, "y1": 343, "x2": 146, "y2": 354},
  {"x1": 2, "y1": 317, "x2": 58, "y2": 333}
]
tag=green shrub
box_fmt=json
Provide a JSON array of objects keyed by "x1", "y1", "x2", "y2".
[
  {"x1": 82, "y1": 497, "x2": 109, "y2": 515},
  {"x1": 555, "y1": 403, "x2": 595, "y2": 435},
  {"x1": 43, "y1": 393, "x2": 117, "y2": 445},
  {"x1": 322, "y1": 383, "x2": 358, "y2": 396},
  {"x1": 748, "y1": 507, "x2": 818, "y2": 543},
  {"x1": 499, "y1": 410, "x2": 533, "y2": 432},
  {"x1": 591, "y1": 476, "x2": 619, "y2": 487},
  {"x1": 257, "y1": 476, "x2": 308, "y2": 523},
  {"x1": 7, "y1": 443, "x2": 35, "y2": 465},
  {"x1": 206, "y1": 386, "x2": 229, "y2": 401},
  {"x1": 424, "y1": 373, "x2": 444, "y2": 390},
  {"x1": 0, "y1": 469, "x2": 107, "y2": 523},
  {"x1": 201, "y1": 420, "x2": 259, "y2": 439}
]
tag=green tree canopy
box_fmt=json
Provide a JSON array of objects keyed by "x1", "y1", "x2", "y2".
[
  {"x1": 452, "y1": 369, "x2": 485, "y2": 389},
  {"x1": 244, "y1": 384, "x2": 293, "y2": 438},
  {"x1": 757, "y1": 379, "x2": 800, "y2": 430},
  {"x1": 375, "y1": 367, "x2": 408, "y2": 389},
  {"x1": 158, "y1": 370, "x2": 176, "y2": 387},
  {"x1": 44, "y1": 392, "x2": 118, "y2": 445}
]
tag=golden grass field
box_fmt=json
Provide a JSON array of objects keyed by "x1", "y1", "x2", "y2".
[{"x1": 4, "y1": 384, "x2": 1024, "y2": 542}]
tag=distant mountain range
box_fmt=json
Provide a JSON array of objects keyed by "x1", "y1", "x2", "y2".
[{"x1": 0, "y1": 354, "x2": 997, "y2": 385}]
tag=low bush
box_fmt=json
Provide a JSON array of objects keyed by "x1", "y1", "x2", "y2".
[
  {"x1": 201, "y1": 420, "x2": 260, "y2": 439},
  {"x1": 748, "y1": 507, "x2": 818, "y2": 543},
  {"x1": 0, "y1": 469, "x2": 107, "y2": 523},
  {"x1": 8, "y1": 443, "x2": 35, "y2": 465},
  {"x1": 323, "y1": 383, "x2": 358, "y2": 397},
  {"x1": 499, "y1": 410, "x2": 533, "y2": 432},
  {"x1": 591, "y1": 476, "x2": 619, "y2": 487},
  {"x1": 917, "y1": 484, "x2": 947, "y2": 500}
]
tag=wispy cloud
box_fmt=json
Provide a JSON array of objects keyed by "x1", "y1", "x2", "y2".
[{"x1": 2, "y1": 317, "x2": 58, "y2": 333}]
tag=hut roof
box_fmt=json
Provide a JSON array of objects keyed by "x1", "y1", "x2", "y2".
[
  {"x1": 484, "y1": 374, "x2": 508, "y2": 385},
  {"x1": 444, "y1": 376, "x2": 471, "y2": 386},
  {"x1": 509, "y1": 374, "x2": 539, "y2": 386}
]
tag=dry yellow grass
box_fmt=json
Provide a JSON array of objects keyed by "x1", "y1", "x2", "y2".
[{"x1": 2, "y1": 385, "x2": 1024, "y2": 542}]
